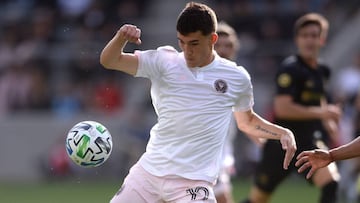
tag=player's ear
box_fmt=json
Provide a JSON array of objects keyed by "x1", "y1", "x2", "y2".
[{"x1": 211, "y1": 33, "x2": 218, "y2": 44}]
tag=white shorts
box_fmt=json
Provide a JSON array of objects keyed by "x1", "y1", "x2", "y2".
[{"x1": 110, "y1": 163, "x2": 216, "y2": 203}]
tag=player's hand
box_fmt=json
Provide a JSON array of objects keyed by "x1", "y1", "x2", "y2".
[
  {"x1": 295, "y1": 149, "x2": 332, "y2": 179},
  {"x1": 322, "y1": 104, "x2": 342, "y2": 122},
  {"x1": 117, "y1": 24, "x2": 142, "y2": 45},
  {"x1": 280, "y1": 130, "x2": 297, "y2": 170}
]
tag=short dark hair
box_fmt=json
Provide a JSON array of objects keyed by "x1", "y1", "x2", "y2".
[
  {"x1": 294, "y1": 13, "x2": 329, "y2": 39},
  {"x1": 176, "y1": 2, "x2": 217, "y2": 36}
]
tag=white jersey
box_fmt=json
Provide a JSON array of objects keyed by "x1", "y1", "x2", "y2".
[{"x1": 134, "y1": 46, "x2": 254, "y2": 183}]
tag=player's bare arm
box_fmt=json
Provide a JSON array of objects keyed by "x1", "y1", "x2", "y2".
[
  {"x1": 100, "y1": 24, "x2": 141, "y2": 75},
  {"x1": 296, "y1": 136, "x2": 360, "y2": 179},
  {"x1": 234, "y1": 109, "x2": 297, "y2": 169},
  {"x1": 274, "y1": 95, "x2": 341, "y2": 121},
  {"x1": 320, "y1": 98, "x2": 341, "y2": 144}
]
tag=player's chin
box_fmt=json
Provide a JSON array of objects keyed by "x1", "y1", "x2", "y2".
[
  {"x1": 186, "y1": 61, "x2": 196, "y2": 68},
  {"x1": 185, "y1": 57, "x2": 198, "y2": 67},
  {"x1": 302, "y1": 49, "x2": 318, "y2": 57}
]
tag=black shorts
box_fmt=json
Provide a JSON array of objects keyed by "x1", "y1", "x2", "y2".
[{"x1": 253, "y1": 139, "x2": 324, "y2": 193}]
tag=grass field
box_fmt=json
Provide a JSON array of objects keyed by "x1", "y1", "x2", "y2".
[{"x1": 0, "y1": 176, "x2": 319, "y2": 203}]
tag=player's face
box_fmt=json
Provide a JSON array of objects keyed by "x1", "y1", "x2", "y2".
[
  {"x1": 177, "y1": 31, "x2": 217, "y2": 68},
  {"x1": 295, "y1": 24, "x2": 324, "y2": 59},
  {"x1": 215, "y1": 35, "x2": 236, "y2": 60}
]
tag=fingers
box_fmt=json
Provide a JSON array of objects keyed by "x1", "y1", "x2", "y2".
[
  {"x1": 295, "y1": 154, "x2": 316, "y2": 179},
  {"x1": 283, "y1": 147, "x2": 296, "y2": 169},
  {"x1": 296, "y1": 151, "x2": 310, "y2": 160},
  {"x1": 297, "y1": 162, "x2": 314, "y2": 179},
  {"x1": 306, "y1": 168, "x2": 315, "y2": 179},
  {"x1": 119, "y1": 24, "x2": 142, "y2": 45},
  {"x1": 296, "y1": 158, "x2": 309, "y2": 173},
  {"x1": 282, "y1": 140, "x2": 296, "y2": 170},
  {"x1": 283, "y1": 150, "x2": 291, "y2": 170},
  {"x1": 281, "y1": 133, "x2": 296, "y2": 170},
  {"x1": 295, "y1": 155, "x2": 306, "y2": 167}
]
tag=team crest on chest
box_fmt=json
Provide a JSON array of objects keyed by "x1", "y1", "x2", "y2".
[{"x1": 214, "y1": 79, "x2": 228, "y2": 93}]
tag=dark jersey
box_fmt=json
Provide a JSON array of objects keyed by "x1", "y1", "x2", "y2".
[
  {"x1": 253, "y1": 55, "x2": 333, "y2": 193},
  {"x1": 274, "y1": 55, "x2": 331, "y2": 147}
]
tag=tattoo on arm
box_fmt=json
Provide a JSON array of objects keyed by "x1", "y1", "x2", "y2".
[{"x1": 255, "y1": 125, "x2": 279, "y2": 137}]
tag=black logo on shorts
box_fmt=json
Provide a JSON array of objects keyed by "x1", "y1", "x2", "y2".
[
  {"x1": 186, "y1": 186, "x2": 209, "y2": 200},
  {"x1": 214, "y1": 79, "x2": 227, "y2": 93}
]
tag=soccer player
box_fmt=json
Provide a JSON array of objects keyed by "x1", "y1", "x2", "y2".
[
  {"x1": 241, "y1": 13, "x2": 341, "y2": 203},
  {"x1": 215, "y1": 21, "x2": 240, "y2": 62},
  {"x1": 100, "y1": 2, "x2": 296, "y2": 203},
  {"x1": 296, "y1": 136, "x2": 360, "y2": 179}
]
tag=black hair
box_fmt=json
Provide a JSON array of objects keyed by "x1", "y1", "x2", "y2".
[{"x1": 176, "y1": 2, "x2": 217, "y2": 36}]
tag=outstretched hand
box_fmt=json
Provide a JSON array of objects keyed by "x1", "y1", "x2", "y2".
[
  {"x1": 295, "y1": 149, "x2": 333, "y2": 179},
  {"x1": 280, "y1": 130, "x2": 297, "y2": 170}
]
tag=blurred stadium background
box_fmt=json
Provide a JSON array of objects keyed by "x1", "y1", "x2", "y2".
[{"x1": 0, "y1": 0, "x2": 359, "y2": 202}]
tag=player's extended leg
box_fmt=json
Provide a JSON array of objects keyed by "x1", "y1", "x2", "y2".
[
  {"x1": 312, "y1": 162, "x2": 340, "y2": 203},
  {"x1": 215, "y1": 188, "x2": 233, "y2": 203},
  {"x1": 214, "y1": 171, "x2": 234, "y2": 203},
  {"x1": 110, "y1": 183, "x2": 150, "y2": 203},
  {"x1": 110, "y1": 163, "x2": 164, "y2": 203},
  {"x1": 240, "y1": 140, "x2": 291, "y2": 203},
  {"x1": 242, "y1": 185, "x2": 271, "y2": 203},
  {"x1": 165, "y1": 178, "x2": 217, "y2": 203}
]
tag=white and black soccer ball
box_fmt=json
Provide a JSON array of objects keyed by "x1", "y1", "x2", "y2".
[{"x1": 65, "y1": 121, "x2": 113, "y2": 168}]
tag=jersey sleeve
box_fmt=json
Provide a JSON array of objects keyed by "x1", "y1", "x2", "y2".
[{"x1": 232, "y1": 66, "x2": 254, "y2": 112}]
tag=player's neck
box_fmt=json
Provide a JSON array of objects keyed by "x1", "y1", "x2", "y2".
[
  {"x1": 199, "y1": 53, "x2": 215, "y2": 68},
  {"x1": 300, "y1": 55, "x2": 318, "y2": 69}
]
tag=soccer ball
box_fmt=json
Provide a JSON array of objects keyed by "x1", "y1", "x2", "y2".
[{"x1": 65, "y1": 121, "x2": 113, "y2": 167}]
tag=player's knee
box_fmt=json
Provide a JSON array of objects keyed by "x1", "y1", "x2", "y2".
[{"x1": 320, "y1": 180, "x2": 338, "y2": 203}]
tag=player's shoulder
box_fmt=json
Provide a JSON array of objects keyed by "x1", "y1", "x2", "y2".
[
  {"x1": 281, "y1": 55, "x2": 299, "y2": 68},
  {"x1": 278, "y1": 55, "x2": 303, "y2": 75},
  {"x1": 218, "y1": 57, "x2": 249, "y2": 76},
  {"x1": 154, "y1": 45, "x2": 179, "y2": 62},
  {"x1": 217, "y1": 57, "x2": 237, "y2": 68},
  {"x1": 317, "y1": 58, "x2": 331, "y2": 70},
  {"x1": 137, "y1": 45, "x2": 178, "y2": 59},
  {"x1": 317, "y1": 58, "x2": 332, "y2": 79},
  {"x1": 156, "y1": 45, "x2": 178, "y2": 53},
  {"x1": 150, "y1": 45, "x2": 179, "y2": 58}
]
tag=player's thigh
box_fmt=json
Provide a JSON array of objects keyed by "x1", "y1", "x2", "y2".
[
  {"x1": 312, "y1": 162, "x2": 340, "y2": 187},
  {"x1": 248, "y1": 186, "x2": 272, "y2": 203},
  {"x1": 110, "y1": 183, "x2": 148, "y2": 203},
  {"x1": 110, "y1": 163, "x2": 163, "y2": 203},
  {"x1": 213, "y1": 172, "x2": 232, "y2": 196},
  {"x1": 214, "y1": 181, "x2": 233, "y2": 203},
  {"x1": 167, "y1": 180, "x2": 216, "y2": 203}
]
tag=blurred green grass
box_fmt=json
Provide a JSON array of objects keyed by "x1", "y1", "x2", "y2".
[{"x1": 0, "y1": 177, "x2": 318, "y2": 203}]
